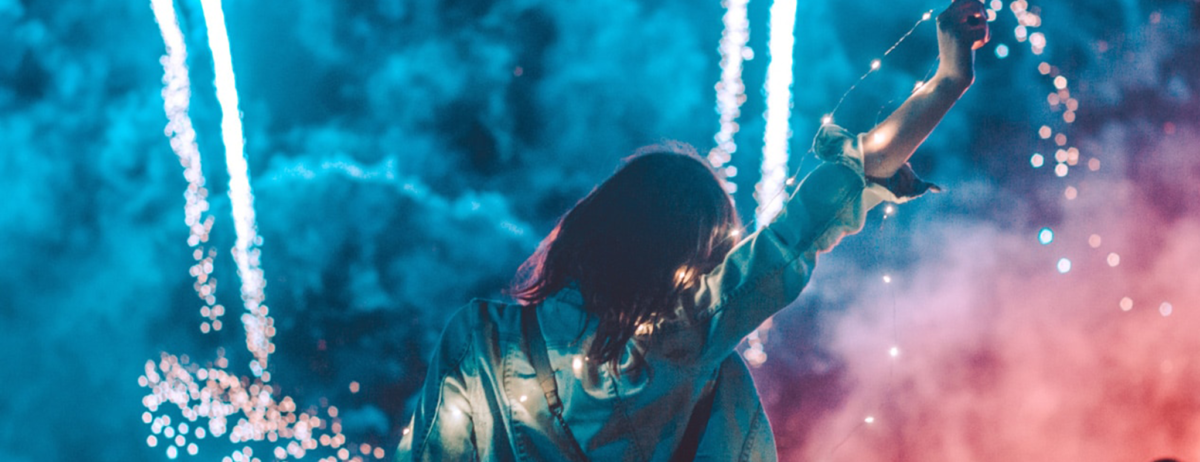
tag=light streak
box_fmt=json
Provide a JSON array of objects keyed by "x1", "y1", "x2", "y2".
[
  {"x1": 709, "y1": 0, "x2": 751, "y2": 193},
  {"x1": 200, "y1": 0, "x2": 273, "y2": 374},
  {"x1": 151, "y1": 0, "x2": 222, "y2": 331},
  {"x1": 755, "y1": 0, "x2": 798, "y2": 228}
]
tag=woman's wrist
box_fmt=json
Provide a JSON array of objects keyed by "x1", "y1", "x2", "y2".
[{"x1": 930, "y1": 69, "x2": 973, "y2": 97}]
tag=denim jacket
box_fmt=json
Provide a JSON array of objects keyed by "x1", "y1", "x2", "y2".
[{"x1": 396, "y1": 125, "x2": 931, "y2": 461}]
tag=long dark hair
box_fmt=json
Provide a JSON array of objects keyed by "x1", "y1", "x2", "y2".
[{"x1": 510, "y1": 142, "x2": 741, "y2": 368}]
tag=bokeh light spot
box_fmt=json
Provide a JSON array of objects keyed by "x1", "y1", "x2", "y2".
[
  {"x1": 1056, "y1": 258, "x2": 1071, "y2": 273},
  {"x1": 1038, "y1": 228, "x2": 1054, "y2": 245}
]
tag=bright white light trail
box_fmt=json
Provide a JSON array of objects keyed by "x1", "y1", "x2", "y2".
[
  {"x1": 755, "y1": 0, "x2": 797, "y2": 228},
  {"x1": 152, "y1": 0, "x2": 224, "y2": 333},
  {"x1": 200, "y1": 0, "x2": 273, "y2": 374},
  {"x1": 708, "y1": 0, "x2": 751, "y2": 193}
]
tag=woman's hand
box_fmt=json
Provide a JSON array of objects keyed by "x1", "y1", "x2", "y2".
[{"x1": 936, "y1": 0, "x2": 990, "y2": 86}]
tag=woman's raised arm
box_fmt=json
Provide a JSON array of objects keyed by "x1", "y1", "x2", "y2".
[
  {"x1": 862, "y1": 0, "x2": 990, "y2": 179},
  {"x1": 666, "y1": 0, "x2": 990, "y2": 366}
]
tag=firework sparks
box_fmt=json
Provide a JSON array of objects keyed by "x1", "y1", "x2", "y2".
[
  {"x1": 142, "y1": 1, "x2": 366, "y2": 459},
  {"x1": 708, "y1": 0, "x2": 751, "y2": 193}
]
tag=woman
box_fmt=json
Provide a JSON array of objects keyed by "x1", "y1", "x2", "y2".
[{"x1": 398, "y1": 1, "x2": 988, "y2": 460}]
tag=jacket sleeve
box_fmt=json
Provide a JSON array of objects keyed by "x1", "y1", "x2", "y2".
[
  {"x1": 679, "y1": 124, "x2": 934, "y2": 365},
  {"x1": 396, "y1": 307, "x2": 479, "y2": 462}
]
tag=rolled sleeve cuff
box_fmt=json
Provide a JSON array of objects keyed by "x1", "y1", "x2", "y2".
[
  {"x1": 815, "y1": 123, "x2": 940, "y2": 203},
  {"x1": 787, "y1": 124, "x2": 939, "y2": 252}
]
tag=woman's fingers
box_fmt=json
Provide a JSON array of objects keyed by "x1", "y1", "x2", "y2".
[
  {"x1": 959, "y1": 1, "x2": 990, "y2": 49},
  {"x1": 939, "y1": 0, "x2": 990, "y2": 49},
  {"x1": 939, "y1": 0, "x2": 980, "y2": 27},
  {"x1": 957, "y1": 0, "x2": 986, "y2": 24}
]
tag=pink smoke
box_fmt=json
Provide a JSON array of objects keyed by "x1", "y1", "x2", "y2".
[{"x1": 755, "y1": 120, "x2": 1200, "y2": 461}]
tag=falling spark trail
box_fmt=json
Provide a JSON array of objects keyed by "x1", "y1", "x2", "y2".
[
  {"x1": 709, "y1": 0, "x2": 751, "y2": 193},
  {"x1": 199, "y1": 0, "x2": 273, "y2": 373},
  {"x1": 151, "y1": 0, "x2": 222, "y2": 329}
]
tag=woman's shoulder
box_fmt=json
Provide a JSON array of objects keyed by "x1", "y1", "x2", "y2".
[
  {"x1": 440, "y1": 298, "x2": 525, "y2": 343},
  {"x1": 427, "y1": 299, "x2": 525, "y2": 373}
]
